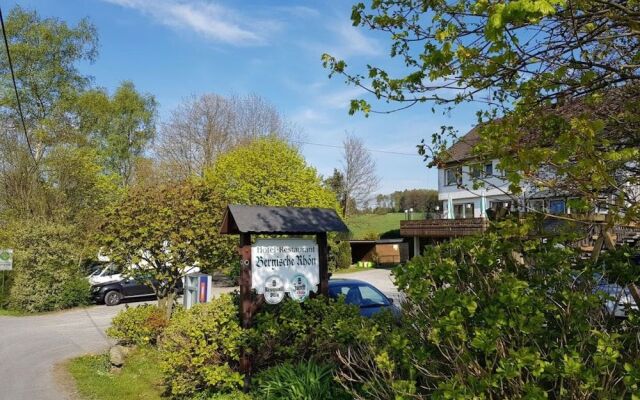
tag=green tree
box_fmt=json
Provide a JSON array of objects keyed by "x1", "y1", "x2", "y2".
[
  {"x1": 76, "y1": 82, "x2": 157, "y2": 186},
  {"x1": 0, "y1": 6, "x2": 97, "y2": 163},
  {"x1": 204, "y1": 136, "x2": 338, "y2": 210},
  {"x1": 0, "y1": 6, "x2": 100, "y2": 220},
  {"x1": 100, "y1": 181, "x2": 229, "y2": 317},
  {"x1": 324, "y1": 168, "x2": 347, "y2": 211},
  {"x1": 322, "y1": 0, "x2": 640, "y2": 223}
]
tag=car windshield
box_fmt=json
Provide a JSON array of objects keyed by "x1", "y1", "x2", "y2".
[
  {"x1": 329, "y1": 283, "x2": 389, "y2": 308},
  {"x1": 100, "y1": 263, "x2": 122, "y2": 276}
]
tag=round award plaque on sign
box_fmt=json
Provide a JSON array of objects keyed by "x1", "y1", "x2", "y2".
[
  {"x1": 289, "y1": 274, "x2": 310, "y2": 302},
  {"x1": 263, "y1": 275, "x2": 285, "y2": 304}
]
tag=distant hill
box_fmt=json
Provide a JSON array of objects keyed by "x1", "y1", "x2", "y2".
[{"x1": 346, "y1": 213, "x2": 405, "y2": 239}]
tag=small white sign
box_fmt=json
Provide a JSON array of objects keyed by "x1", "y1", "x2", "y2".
[
  {"x1": 0, "y1": 249, "x2": 13, "y2": 271},
  {"x1": 251, "y1": 239, "x2": 319, "y2": 304}
]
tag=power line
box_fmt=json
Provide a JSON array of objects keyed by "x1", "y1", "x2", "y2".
[
  {"x1": 293, "y1": 140, "x2": 422, "y2": 157},
  {"x1": 0, "y1": 6, "x2": 34, "y2": 161}
]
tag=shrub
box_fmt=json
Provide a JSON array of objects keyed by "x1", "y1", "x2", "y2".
[
  {"x1": 9, "y1": 222, "x2": 92, "y2": 312},
  {"x1": 254, "y1": 361, "x2": 350, "y2": 400},
  {"x1": 337, "y1": 233, "x2": 640, "y2": 399},
  {"x1": 329, "y1": 239, "x2": 352, "y2": 270},
  {"x1": 59, "y1": 276, "x2": 92, "y2": 309},
  {"x1": 247, "y1": 297, "x2": 383, "y2": 371},
  {"x1": 160, "y1": 295, "x2": 243, "y2": 398},
  {"x1": 107, "y1": 304, "x2": 168, "y2": 346}
]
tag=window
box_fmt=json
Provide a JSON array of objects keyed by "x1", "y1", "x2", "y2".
[
  {"x1": 484, "y1": 162, "x2": 493, "y2": 176},
  {"x1": 454, "y1": 203, "x2": 474, "y2": 219},
  {"x1": 329, "y1": 284, "x2": 389, "y2": 307},
  {"x1": 528, "y1": 200, "x2": 545, "y2": 212},
  {"x1": 445, "y1": 167, "x2": 461, "y2": 186},
  {"x1": 549, "y1": 199, "x2": 566, "y2": 215},
  {"x1": 470, "y1": 164, "x2": 482, "y2": 179}
]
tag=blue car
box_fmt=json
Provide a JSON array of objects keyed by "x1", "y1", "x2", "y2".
[{"x1": 328, "y1": 278, "x2": 400, "y2": 318}]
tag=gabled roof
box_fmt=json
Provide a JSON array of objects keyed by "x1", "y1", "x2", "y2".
[
  {"x1": 219, "y1": 205, "x2": 349, "y2": 235},
  {"x1": 441, "y1": 125, "x2": 482, "y2": 165},
  {"x1": 438, "y1": 83, "x2": 640, "y2": 166}
]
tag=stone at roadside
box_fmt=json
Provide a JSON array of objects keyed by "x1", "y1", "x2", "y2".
[{"x1": 109, "y1": 345, "x2": 125, "y2": 368}]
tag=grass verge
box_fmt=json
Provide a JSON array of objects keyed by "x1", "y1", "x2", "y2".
[
  {"x1": 67, "y1": 347, "x2": 164, "y2": 400},
  {"x1": 0, "y1": 308, "x2": 28, "y2": 316}
]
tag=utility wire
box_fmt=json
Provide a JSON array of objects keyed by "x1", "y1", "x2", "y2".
[
  {"x1": 0, "y1": 6, "x2": 34, "y2": 161},
  {"x1": 293, "y1": 140, "x2": 422, "y2": 157}
]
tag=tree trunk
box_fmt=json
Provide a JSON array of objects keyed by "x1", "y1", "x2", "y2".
[{"x1": 158, "y1": 291, "x2": 177, "y2": 320}]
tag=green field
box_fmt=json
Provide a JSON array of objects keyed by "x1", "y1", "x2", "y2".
[{"x1": 346, "y1": 213, "x2": 404, "y2": 239}]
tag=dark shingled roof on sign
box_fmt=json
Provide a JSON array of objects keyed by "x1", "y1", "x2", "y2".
[{"x1": 220, "y1": 205, "x2": 350, "y2": 234}]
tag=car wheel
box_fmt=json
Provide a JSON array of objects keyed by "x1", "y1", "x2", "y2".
[{"x1": 104, "y1": 290, "x2": 123, "y2": 306}]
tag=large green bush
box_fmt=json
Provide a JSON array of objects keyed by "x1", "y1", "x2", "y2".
[
  {"x1": 254, "y1": 361, "x2": 350, "y2": 400},
  {"x1": 107, "y1": 304, "x2": 168, "y2": 346},
  {"x1": 247, "y1": 297, "x2": 386, "y2": 371},
  {"x1": 160, "y1": 295, "x2": 243, "y2": 398},
  {"x1": 9, "y1": 222, "x2": 92, "y2": 312},
  {"x1": 330, "y1": 240, "x2": 353, "y2": 270},
  {"x1": 336, "y1": 232, "x2": 640, "y2": 399}
]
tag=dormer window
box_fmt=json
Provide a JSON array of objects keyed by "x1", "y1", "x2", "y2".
[{"x1": 445, "y1": 167, "x2": 462, "y2": 186}]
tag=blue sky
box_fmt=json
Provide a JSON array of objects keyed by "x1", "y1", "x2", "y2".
[{"x1": 8, "y1": 0, "x2": 481, "y2": 193}]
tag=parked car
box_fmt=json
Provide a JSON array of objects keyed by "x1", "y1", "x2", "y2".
[
  {"x1": 91, "y1": 276, "x2": 163, "y2": 306},
  {"x1": 328, "y1": 278, "x2": 400, "y2": 317},
  {"x1": 593, "y1": 273, "x2": 638, "y2": 318},
  {"x1": 90, "y1": 263, "x2": 198, "y2": 306}
]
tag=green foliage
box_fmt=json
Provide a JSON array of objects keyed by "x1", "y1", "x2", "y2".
[
  {"x1": 101, "y1": 180, "x2": 232, "y2": 317},
  {"x1": 362, "y1": 231, "x2": 380, "y2": 240},
  {"x1": 254, "y1": 361, "x2": 350, "y2": 400},
  {"x1": 337, "y1": 234, "x2": 640, "y2": 398},
  {"x1": 247, "y1": 297, "x2": 384, "y2": 371},
  {"x1": 204, "y1": 137, "x2": 338, "y2": 210},
  {"x1": 76, "y1": 81, "x2": 157, "y2": 186},
  {"x1": 202, "y1": 392, "x2": 253, "y2": 400},
  {"x1": 323, "y1": 0, "x2": 640, "y2": 224},
  {"x1": 330, "y1": 240, "x2": 353, "y2": 270},
  {"x1": 8, "y1": 221, "x2": 91, "y2": 312},
  {"x1": 107, "y1": 305, "x2": 168, "y2": 346},
  {"x1": 160, "y1": 295, "x2": 244, "y2": 398}
]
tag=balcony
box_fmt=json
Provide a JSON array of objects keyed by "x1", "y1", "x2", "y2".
[{"x1": 400, "y1": 218, "x2": 489, "y2": 238}]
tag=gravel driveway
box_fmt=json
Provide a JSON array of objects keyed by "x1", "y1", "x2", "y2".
[{"x1": 0, "y1": 269, "x2": 396, "y2": 400}]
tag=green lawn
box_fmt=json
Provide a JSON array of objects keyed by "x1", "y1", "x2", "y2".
[
  {"x1": 67, "y1": 347, "x2": 164, "y2": 400},
  {"x1": 346, "y1": 212, "x2": 405, "y2": 239}
]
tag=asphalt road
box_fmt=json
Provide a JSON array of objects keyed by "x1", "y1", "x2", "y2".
[{"x1": 0, "y1": 269, "x2": 396, "y2": 400}]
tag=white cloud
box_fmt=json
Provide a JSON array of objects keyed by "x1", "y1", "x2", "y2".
[
  {"x1": 327, "y1": 22, "x2": 381, "y2": 58},
  {"x1": 318, "y1": 87, "x2": 367, "y2": 110},
  {"x1": 103, "y1": 0, "x2": 273, "y2": 45},
  {"x1": 290, "y1": 108, "x2": 329, "y2": 125}
]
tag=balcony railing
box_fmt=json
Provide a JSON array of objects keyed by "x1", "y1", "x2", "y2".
[{"x1": 400, "y1": 218, "x2": 489, "y2": 238}]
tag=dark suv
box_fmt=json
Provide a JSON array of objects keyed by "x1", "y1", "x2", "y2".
[{"x1": 91, "y1": 277, "x2": 183, "y2": 306}]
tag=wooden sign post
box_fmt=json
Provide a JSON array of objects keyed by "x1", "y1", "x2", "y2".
[{"x1": 219, "y1": 205, "x2": 348, "y2": 390}]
